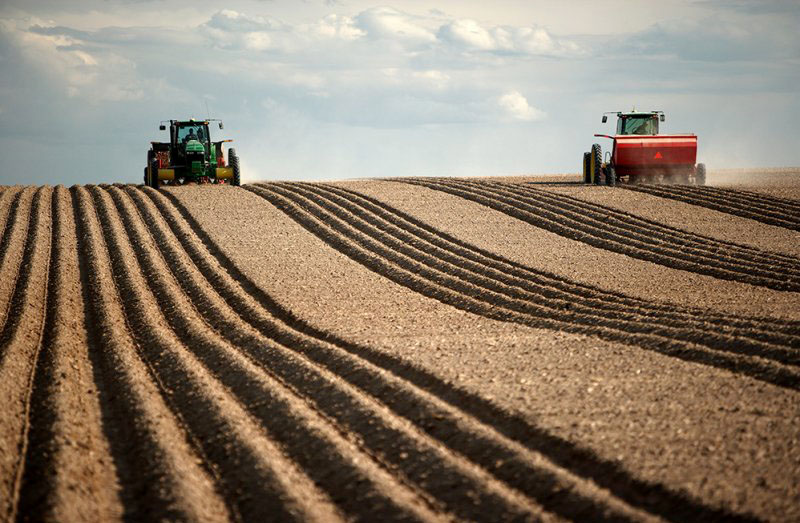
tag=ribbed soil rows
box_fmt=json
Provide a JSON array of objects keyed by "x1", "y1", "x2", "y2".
[
  {"x1": 0, "y1": 182, "x2": 768, "y2": 522},
  {"x1": 0, "y1": 186, "x2": 52, "y2": 522},
  {"x1": 621, "y1": 184, "x2": 800, "y2": 231},
  {"x1": 247, "y1": 182, "x2": 800, "y2": 392},
  {"x1": 151, "y1": 186, "x2": 750, "y2": 522},
  {"x1": 74, "y1": 185, "x2": 233, "y2": 522},
  {"x1": 401, "y1": 179, "x2": 800, "y2": 292},
  {"x1": 15, "y1": 186, "x2": 122, "y2": 522},
  {"x1": 0, "y1": 182, "x2": 690, "y2": 522},
  {"x1": 307, "y1": 182, "x2": 799, "y2": 337},
  {"x1": 126, "y1": 181, "x2": 649, "y2": 523}
]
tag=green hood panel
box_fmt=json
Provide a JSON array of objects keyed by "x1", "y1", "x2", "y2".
[{"x1": 185, "y1": 139, "x2": 205, "y2": 153}]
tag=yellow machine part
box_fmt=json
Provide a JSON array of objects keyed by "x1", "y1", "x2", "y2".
[
  {"x1": 158, "y1": 169, "x2": 175, "y2": 180},
  {"x1": 216, "y1": 167, "x2": 233, "y2": 179}
]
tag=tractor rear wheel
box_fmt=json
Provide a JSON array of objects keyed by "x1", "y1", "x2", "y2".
[
  {"x1": 229, "y1": 148, "x2": 241, "y2": 186},
  {"x1": 696, "y1": 163, "x2": 706, "y2": 186},
  {"x1": 590, "y1": 143, "x2": 603, "y2": 185},
  {"x1": 582, "y1": 152, "x2": 590, "y2": 183}
]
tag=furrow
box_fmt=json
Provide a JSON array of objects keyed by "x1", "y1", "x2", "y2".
[
  {"x1": 155, "y1": 184, "x2": 757, "y2": 523},
  {"x1": 318, "y1": 183, "x2": 800, "y2": 337},
  {"x1": 0, "y1": 187, "x2": 52, "y2": 523},
  {"x1": 666, "y1": 185, "x2": 800, "y2": 216},
  {"x1": 98, "y1": 184, "x2": 441, "y2": 523},
  {"x1": 506, "y1": 181, "x2": 798, "y2": 268},
  {"x1": 404, "y1": 179, "x2": 800, "y2": 292},
  {"x1": 121, "y1": 186, "x2": 564, "y2": 522},
  {"x1": 250, "y1": 182, "x2": 800, "y2": 390},
  {"x1": 444, "y1": 178, "x2": 800, "y2": 279},
  {"x1": 0, "y1": 187, "x2": 24, "y2": 274},
  {"x1": 697, "y1": 185, "x2": 800, "y2": 212},
  {"x1": 72, "y1": 186, "x2": 231, "y2": 522},
  {"x1": 0, "y1": 189, "x2": 34, "y2": 344},
  {"x1": 15, "y1": 186, "x2": 123, "y2": 522},
  {"x1": 460, "y1": 179, "x2": 800, "y2": 276},
  {"x1": 286, "y1": 182, "x2": 800, "y2": 363},
  {"x1": 0, "y1": 187, "x2": 22, "y2": 263},
  {"x1": 622, "y1": 184, "x2": 800, "y2": 231}
]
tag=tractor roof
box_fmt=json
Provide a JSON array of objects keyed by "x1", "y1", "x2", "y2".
[
  {"x1": 617, "y1": 111, "x2": 663, "y2": 118},
  {"x1": 175, "y1": 119, "x2": 209, "y2": 125}
]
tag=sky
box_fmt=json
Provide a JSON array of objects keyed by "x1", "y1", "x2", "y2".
[{"x1": 0, "y1": 0, "x2": 798, "y2": 185}]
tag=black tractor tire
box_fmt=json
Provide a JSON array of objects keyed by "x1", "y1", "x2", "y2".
[
  {"x1": 606, "y1": 165, "x2": 616, "y2": 186},
  {"x1": 146, "y1": 150, "x2": 160, "y2": 188},
  {"x1": 229, "y1": 148, "x2": 241, "y2": 186},
  {"x1": 590, "y1": 143, "x2": 603, "y2": 185},
  {"x1": 582, "y1": 152, "x2": 590, "y2": 184},
  {"x1": 696, "y1": 163, "x2": 706, "y2": 186},
  {"x1": 151, "y1": 159, "x2": 161, "y2": 189}
]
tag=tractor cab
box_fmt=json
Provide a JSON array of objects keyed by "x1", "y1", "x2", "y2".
[
  {"x1": 176, "y1": 122, "x2": 210, "y2": 146},
  {"x1": 602, "y1": 111, "x2": 664, "y2": 136},
  {"x1": 171, "y1": 121, "x2": 212, "y2": 169}
]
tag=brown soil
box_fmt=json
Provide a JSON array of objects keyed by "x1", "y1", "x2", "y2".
[{"x1": 1, "y1": 172, "x2": 798, "y2": 522}]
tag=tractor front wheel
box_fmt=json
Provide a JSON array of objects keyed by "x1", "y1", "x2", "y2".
[
  {"x1": 229, "y1": 148, "x2": 241, "y2": 186},
  {"x1": 696, "y1": 163, "x2": 706, "y2": 186},
  {"x1": 590, "y1": 143, "x2": 603, "y2": 185}
]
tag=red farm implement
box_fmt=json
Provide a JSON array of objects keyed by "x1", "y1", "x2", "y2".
[{"x1": 583, "y1": 111, "x2": 705, "y2": 186}]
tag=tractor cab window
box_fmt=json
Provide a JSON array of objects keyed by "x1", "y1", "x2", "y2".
[
  {"x1": 177, "y1": 125, "x2": 207, "y2": 143},
  {"x1": 617, "y1": 116, "x2": 658, "y2": 135}
]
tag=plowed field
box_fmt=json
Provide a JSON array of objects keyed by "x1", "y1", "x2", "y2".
[{"x1": 1, "y1": 170, "x2": 798, "y2": 522}]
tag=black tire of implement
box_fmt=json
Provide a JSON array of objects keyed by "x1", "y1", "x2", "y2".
[
  {"x1": 606, "y1": 164, "x2": 616, "y2": 186},
  {"x1": 591, "y1": 143, "x2": 603, "y2": 185},
  {"x1": 229, "y1": 148, "x2": 241, "y2": 186},
  {"x1": 696, "y1": 163, "x2": 706, "y2": 186},
  {"x1": 583, "y1": 152, "x2": 591, "y2": 184},
  {"x1": 146, "y1": 149, "x2": 159, "y2": 188},
  {"x1": 145, "y1": 150, "x2": 152, "y2": 186},
  {"x1": 150, "y1": 156, "x2": 160, "y2": 189}
]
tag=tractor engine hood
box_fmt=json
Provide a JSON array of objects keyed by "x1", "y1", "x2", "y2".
[{"x1": 185, "y1": 139, "x2": 205, "y2": 154}]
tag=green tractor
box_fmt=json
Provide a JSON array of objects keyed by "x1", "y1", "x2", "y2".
[{"x1": 144, "y1": 118, "x2": 240, "y2": 188}]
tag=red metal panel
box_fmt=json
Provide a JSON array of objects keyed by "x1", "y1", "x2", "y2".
[{"x1": 613, "y1": 134, "x2": 696, "y2": 177}]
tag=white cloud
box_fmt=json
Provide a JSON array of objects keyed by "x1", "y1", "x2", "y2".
[
  {"x1": 497, "y1": 91, "x2": 545, "y2": 121},
  {"x1": 411, "y1": 70, "x2": 450, "y2": 90},
  {"x1": 1, "y1": 17, "x2": 146, "y2": 103},
  {"x1": 202, "y1": 9, "x2": 290, "y2": 51},
  {"x1": 438, "y1": 18, "x2": 582, "y2": 56},
  {"x1": 354, "y1": 7, "x2": 436, "y2": 44},
  {"x1": 313, "y1": 14, "x2": 365, "y2": 40},
  {"x1": 438, "y1": 19, "x2": 494, "y2": 50}
]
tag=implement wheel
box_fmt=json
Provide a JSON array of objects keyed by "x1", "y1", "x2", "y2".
[
  {"x1": 606, "y1": 165, "x2": 616, "y2": 186},
  {"x1": 229, "y1": 148, "x2": 241, "y2": 187},
  {"x1": 146, "y1": 150, "x2": 160, "y2": 189},
  {"x1": 582, "y1": 152, "x2": 591, "y2": 184},
  {"x1": 696, "y1": 163, "x2": 706, "y2": 186},
  {"x1": 590, "y1": 143, "x2": 603, "y2": 185}
]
